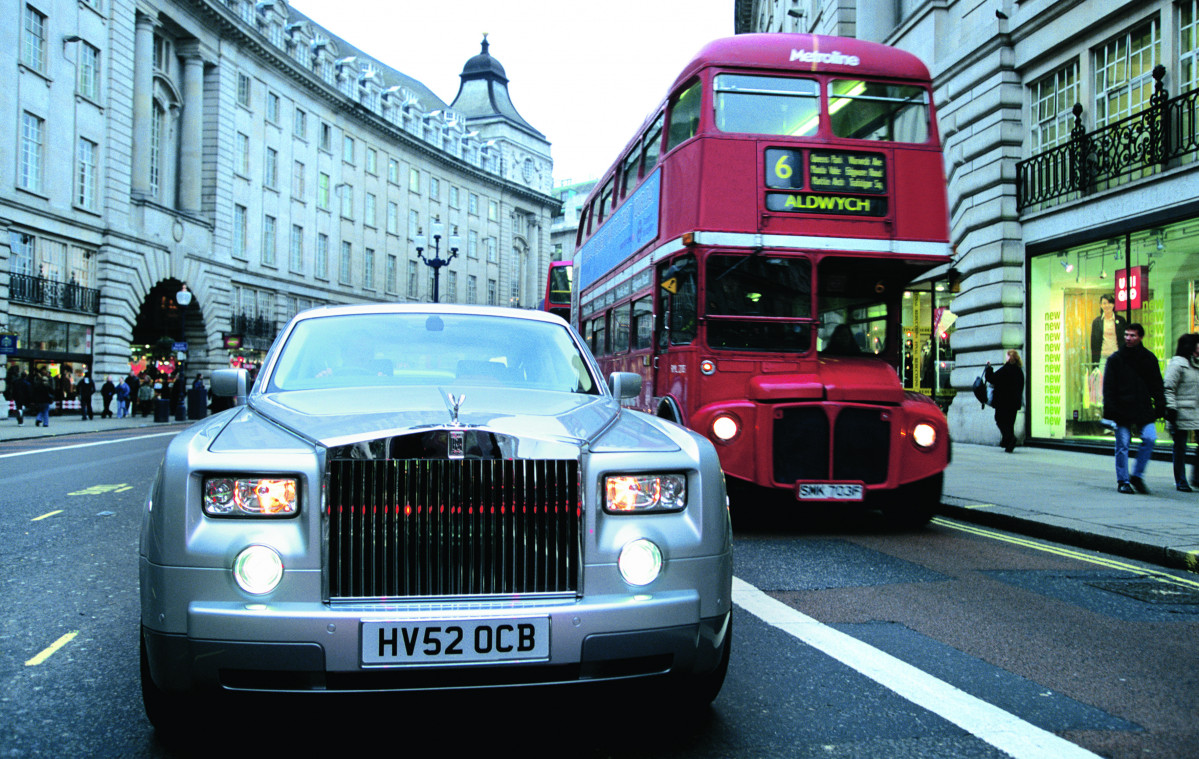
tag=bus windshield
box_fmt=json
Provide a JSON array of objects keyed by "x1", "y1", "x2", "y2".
[
  {"x1": 705, "y1": 254, "x2": 812, "y2": 353},
  {"x1": 828, "y1": 80, "x2": 929, "y2": 143},
  {"x1": 816, "y1": 256, "x2": 918, "y2": 357},
  {"x1": 714, "y1": 74, "x2": 819, "y2": 136},
  {"x1": 547, "y1": 263, "x2": 572, "y2": 306}
]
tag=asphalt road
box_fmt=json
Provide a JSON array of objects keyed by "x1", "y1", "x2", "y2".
[{"x1": 2, "y1": 431, "x2": 1196, "y2": 758}]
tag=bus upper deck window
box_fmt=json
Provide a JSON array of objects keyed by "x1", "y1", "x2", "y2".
[
  {"x1": 643, "y1": 116, "x2": 664, "y2": 170},
  {"x1": 828, "y1": 80, "x2": 929, "y2": 143},
  {"x1": 666, "y1": 81, "x2": 703, "y2": 152},
  {"x1": 714, "y1": 75, "x2": 819, "y2": 137}
]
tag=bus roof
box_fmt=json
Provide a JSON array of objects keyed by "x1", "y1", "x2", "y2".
[{"x1": 671, "y1": 34, "x2": 933, "y2": 91}]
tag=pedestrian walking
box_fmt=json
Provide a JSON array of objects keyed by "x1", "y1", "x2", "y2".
[
  {"x1": 11, "y1": 372, "x2": 31, "y2": 425},
  {"x1": 78, "y1": 371, "x2": 96, "y2": 421},
  {"x1": 1164, "y1": 333, "x2": 1199, "y2": 492},
  {"x1": 187, "y1": 374, "x2": 208, "y2": 420},
  {"x1": 137, "y1": 380, "x2": 154, "y2": 417},
  {"x1": 116, "y1": 377, "x2": 131, "y2": 419},
  {"x1": 985, "y1": 350, "x2": 1025, "y2": 453},
  {"x1": 100, "y1": 376, "x2": 115, "y2": 418},
  {"x1": 1103, "y1": 323, "x2": 1166, "y2": 494},
  {"x1": 31, "y1": 373, "x2": 54, "y2": 427}
]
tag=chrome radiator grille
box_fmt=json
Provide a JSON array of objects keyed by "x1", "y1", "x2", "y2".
[{"x1": 326, "y1": 458, "x2": 580, "y2": 599}]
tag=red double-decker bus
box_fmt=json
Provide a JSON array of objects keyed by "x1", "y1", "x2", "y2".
[
  {"x1": 541, "y1": 259, "x2": 572, "y2": 321},
  {"x1": 572, "y1": 34, "x2": 951, "y2": 525}
]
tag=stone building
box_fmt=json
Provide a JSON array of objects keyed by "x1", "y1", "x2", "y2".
[
  {"x1": 3, "y1": 0, "x2": 558, "y2": 396},
  {"x1": 736, "y1": 0, "x2": 1199, "y2": 449}
]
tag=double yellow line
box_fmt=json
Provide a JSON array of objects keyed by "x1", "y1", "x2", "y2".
[{"x1": 932, "y1": 516, "x2": 1199, "y2": 591}]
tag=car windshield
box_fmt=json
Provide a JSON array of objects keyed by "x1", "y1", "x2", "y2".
[{"x1": 268, "y1": 312, "x2": 599, "y2": 394}]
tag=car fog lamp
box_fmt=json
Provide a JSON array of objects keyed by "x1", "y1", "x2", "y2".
[
  {"x1": 711, "y1": 413, "x2": 740, "y2": 442},
  {"x1": 912, "y1": 422, "x2": 937, "y2": 449},
  {"x1": 618, "y1": 539, "x2": 663, "y2": 586},
  {"x1": 233, "y1": 545, "x2": 284, "y2": 595},
  {"x1": 204, "y1": 477, "x2": 298, "y2": 517},
  {"x1": 604, "y1": 474, "x2": 686, "y2": 513}
]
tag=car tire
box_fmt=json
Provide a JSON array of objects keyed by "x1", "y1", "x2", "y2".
[
  {"x1": 140, "y1": 631, "x2": 190, "y2": 736},
  {"x1": 880, "y1": 471, "x2": 942, "y2": 529}
]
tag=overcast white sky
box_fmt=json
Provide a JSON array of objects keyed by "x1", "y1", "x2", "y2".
[{"x1": 287, "y1": 0, "x2": 734, "y2": 184}]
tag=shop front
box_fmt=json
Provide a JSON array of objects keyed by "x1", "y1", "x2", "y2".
[
  {"x1": 1029, "y1": 217, "x2": 1199, "y2": 445},
  {"x1": 4, "y1": 314, "x2": 95, "y2": 414}
]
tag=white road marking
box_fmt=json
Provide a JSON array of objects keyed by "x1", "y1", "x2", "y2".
[
  {"x1": 732, "y1": 576, "x2": 1103, "y2": 759},
  {"x1": 0, "y1": 432, "x2": 178, "y2": 459}
]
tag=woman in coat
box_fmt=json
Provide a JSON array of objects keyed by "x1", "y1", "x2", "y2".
[
  {"x1": 985, "y1": 349, "x2": 1025, "y2": 453},
  {"x1": 1163, "y1": 333, "x2": 1199, "y2": 491}
]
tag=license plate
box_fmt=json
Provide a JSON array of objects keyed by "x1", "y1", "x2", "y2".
[
  {"x1": 362, "y1": 617, "x2": 550, "y2": 665},
  {"x1": 796, "y1": 483, "x2": 864, "y2": 501}
]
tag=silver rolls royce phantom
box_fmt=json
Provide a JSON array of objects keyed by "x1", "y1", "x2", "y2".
[{"x1": 139, "y1": 304, "x2": 732, "y2": 730}]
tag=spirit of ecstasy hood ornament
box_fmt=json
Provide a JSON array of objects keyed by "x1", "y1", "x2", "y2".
[{"x1": 447, "y1": 393, "x2": 465, "y2": 426}]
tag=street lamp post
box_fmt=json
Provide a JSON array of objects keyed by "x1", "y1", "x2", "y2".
[
  {"x1": 414, "y1": 218, "x2": 460, "y2": 304},
  {"x1": 173, "y1": 284, "x2": 192, "y2": 421}
]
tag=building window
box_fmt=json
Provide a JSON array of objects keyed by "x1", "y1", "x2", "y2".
[
  {"x1": 76, "y1": 137, "x2": 98, "y2": 210},
  {"x1": 236, "y1": 132, "x2": 250, "y2": 175},
  {"x1": 316, "y1": 232, "x2": 329, "y2": 278},
  {"x1": 387, "y1": 201, "x2": 399, "y2": 234},
  {"x1": 19, "y1": 111, "x2": 44, "y2": 193},
  {"x1": 487, "y1": 279, "x2": 497, "y2": 306},
  {"x1": 233, "y1": 204, "x2": 247, "y2": 258},
  {"x1": 407, "y1": 260, "x2": 419, "y2": 298},
  {"x1": 510, "y1": 250, "x2": 523, "y2": 304},
  {"x1": 388, "y1": 157, "x2": 400, "y2": 184},
  {"x1": 293, "y1": 108, "x2": 307, "y2": 139},
  {"x1": 340, "y1": 184, "x2": 354, "y2": 219},
  {"x1": 290, "y1": 224, "x2": 304, "y2": 273},
  {"x1": 486, "y1": 236, "x2": 497, "y2": 263},
  {"x1": 488, "y1": 200, "x2": 498, "y2": 221},
  {"x1": 409, "y1": 209, "x2": 419, "y2": 238},
  {"x1": 468, "y1": 230, "x2": 478, "y2": 259},
  {"x1": 264, "y1": 146, "x2": 278, "y2": 188},
  {"x1": 364, "y1": 248, "x2": 375, "y2": 289},
  {"x1": 320, "y1": 122, "x2": 332, "y2": 152},
  {"x1": 467, "y1": 274, "x2": 477, "y2": 304},
  {"x1": 21, "y1": 5, "x2": 46, "y2": 72},
  {"x1": 266, "y1": 91, "x2": 281, "y2": 123},
  {"x1": 237, "y1": 73, "x2": 251, "y2": 107},
  {"x1": 468, "y1": 193, "x2": 479, "y2": 215},
  {"x1": 1094, "y1": 19, "x2": 1161, "y2": 128},
  {"x1": 446, "y1": 271, "x2": 457, "y2": 303},
  {"x1": 262, "y1": 215, "x2": 277, "y2": 265},
  {"x1": 149, "y1": 105, "x2": 164, "y2": 197},
  {"x1": 292, "y1": 160, "x2": 305, "y2": 198},
  {"x1": 449, "y1": 186, "x2": 459, "y2": 208},
  {"x1": 1030, "y1": 62, "x2": 1080, "y2": 152},
  {"x1": 365, "y1": 192, "x2": 377, "y2": 227},
  {"x1": 430, "y1": 177, "x2": 440, "y2": 200},
  {"x1": 343, "y1": 135, "x2": 355, "y2": 164},
  {"x1": 366, "y1": 147, "x2": 377, "y2": 174},
  {"x1": 318, "y1": 172, "x2": 330, "y2": 210},
  {"x1": 77, "y1": 42, "x2": 101, "y2": 100},
  {"x1": 386, "y1": 254, "x2": 398, "y2": 293},
  {"x1": 339, "y1": 241, "x2": 352, "y2": 284},
  {"x1": 1182, "y1": 1, "x2": 1199, "y2": 92}
]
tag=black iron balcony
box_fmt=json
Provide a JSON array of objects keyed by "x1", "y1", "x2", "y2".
[
  {"x1": 9, "y1": 272, "x2": 100, "y2": 314},
  {"x1": 231, "y1": 312, "x2": 276, "y2": 339},
  {"x1": 1017, "y1": 65, "x2": 1199, "y2": 212}
]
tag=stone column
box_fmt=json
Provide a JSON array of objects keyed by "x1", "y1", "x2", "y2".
[
  {"x1": 177, "y1": 43, "x2": 205, "y2": 214},
  {"x1": 131, "y1": 12, "x2": 155, "y2": 198}
]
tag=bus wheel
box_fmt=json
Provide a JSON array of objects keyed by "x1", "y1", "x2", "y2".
[{"x1": 880, "y1": 472, "x2": 942, "y2": 530}]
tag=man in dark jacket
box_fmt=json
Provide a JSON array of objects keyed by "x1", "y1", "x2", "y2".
[
  {"x1": 1103, "y1": 323, "x2": 1166, "y2": 494},
  {"x1": 100, "y1": 377, "x2": 115, "y2": 418},
  {"x1": 10, "y1": 372, "x2": 31, "y2": 425},
  {"x1": 77, "y1": 370, "x2": 95, "y2": 421}
]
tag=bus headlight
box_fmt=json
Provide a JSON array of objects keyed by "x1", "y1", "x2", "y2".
[
  {"x1": 912, "y1": 422, "x2": 937, "y2": 449},
  {"x1": 711, "y1": 413, "x2": 740, "y2": 443}
]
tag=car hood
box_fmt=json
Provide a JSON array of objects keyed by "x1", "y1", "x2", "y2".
[{"x1": 225, "y1": 386, "x2": 643, "y2": 450}]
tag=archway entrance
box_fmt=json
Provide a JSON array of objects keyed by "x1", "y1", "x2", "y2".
[{"x1": 130, "y1": 279, "x2": 206, "y2": 381}]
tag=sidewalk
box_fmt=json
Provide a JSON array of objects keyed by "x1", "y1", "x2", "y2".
[
  {"x1": 943, "y1": 443, "x2": 1199, "y2": 574},
  {"x1": 4, "y1": 412, "x2": 1197, "y2": 574}
]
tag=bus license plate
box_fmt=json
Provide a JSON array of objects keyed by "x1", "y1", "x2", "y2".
[
  {"x1": 796, "y1": 483, "x2": 863, "y2": 501},
  {"x1": 362, "y1": 618, "x2": 550, "y2": 665}
]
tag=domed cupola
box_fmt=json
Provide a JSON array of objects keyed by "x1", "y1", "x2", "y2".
[{"x1": 450, "y1": 35, "x2": 544, "y2": 139}]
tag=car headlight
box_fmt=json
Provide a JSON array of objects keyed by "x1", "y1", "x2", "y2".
[
  {"x1": 233, "y1": 545, "x2": 284, "y2": 594},
  {"x1": 204, "y1": 477, "x2": 299, "y2": 517},
  {"x1": 618, "y1": 538, "x2": 663, "y2": 586},
  {"x1": 604, "y1": 474, "x2": 686, "y2": 513},
  {"x1": 912, "y1": 422, "x2": 937, "y2": 449}
]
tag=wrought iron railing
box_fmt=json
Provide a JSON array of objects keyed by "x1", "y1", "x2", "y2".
[
  {"x1": 231, "y1": 312, "x2": 276, "y2": 339},
  {"x1": 9, "y1": 273, "x2": 100, "y2": 314},
  {"x1": 1017, "y1": 65, "x2": 1199, "y2": 211}
]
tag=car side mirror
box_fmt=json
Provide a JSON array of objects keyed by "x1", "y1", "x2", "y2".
[
  {"x1": 607, "y1": 371, "x2": 642, "y2": 400},
  {"x1": 211, "y1": 368, "x2": 250, "y2": 406}
]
